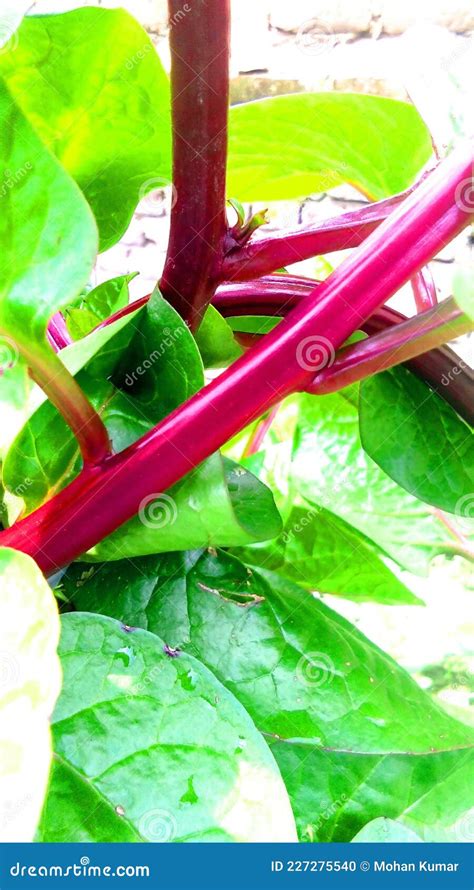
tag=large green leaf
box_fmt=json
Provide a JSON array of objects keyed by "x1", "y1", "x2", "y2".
[
  {"x1": 227, "y1": 93, "x2": 432, "y2": 202},
  {"x1": 0, "y1": 547, "x2": 61, "y2": 841},
  {"x1": 235, "y1": 504, "x2": 423, "y2": 605},
  {"x1": 62, "y1": 549, "x2": 473, "y2": 841},
  {"x1": 291, "y1": 391, "x2": 473, "y2": 573},
  {"x1": 359, "y1": 366, "x2": 474, "y2": 514},
  {"x1": 273, "y1": 743, "x2": 473, "y2": 842},
  {"x1": 0, "y1": 8, "x2": 171, "y2": 251},
  {"x1": 0, "y1": 78, "x2": 97, "y2": 350},
  {"x1": 38, "y1": 613, "x2": 296, "y2": 842}
]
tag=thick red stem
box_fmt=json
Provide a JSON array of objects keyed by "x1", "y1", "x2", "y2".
[
  {"x1": 2, "y1": 143, "x2": 472, "y2": 574},
  {"x1": 159, "y1": 0, "x2": 231, "y2": 329}
]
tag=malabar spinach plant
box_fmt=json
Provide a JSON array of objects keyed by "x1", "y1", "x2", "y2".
[{"x1": 0, "y1": 1, "x2": 473, "y2": 844}]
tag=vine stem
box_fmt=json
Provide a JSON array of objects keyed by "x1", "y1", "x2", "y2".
[
  {"x1": 1, "y1": 141, "x2": 472, "y2": 575},
  {"x1": 159, "y1": 0, "x2": 231, "y2": 329},
  {"x1": 222, "y1": 176, "x2": 432, "y2": 281},
  {"x1": 308, "y1": 297, "x2": 472, "y2": 397},
  {"x1": 412, "y1": 266, "x2": 438, "y2": 313},
  {"x1": 18, "y1": 341, "x2": 111, "y2": 465}
]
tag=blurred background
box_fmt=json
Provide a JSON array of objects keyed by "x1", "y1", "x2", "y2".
[{"x1": 12, "y1": 0, "x2": 474, "y2": 721}]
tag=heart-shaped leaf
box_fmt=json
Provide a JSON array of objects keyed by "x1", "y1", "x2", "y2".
[
  {"x1": 38, "y1": 613, "x2": 296, "y2": 842},
  {"x1": 228, "y1": 93, "x2": 432, "y2": 201},
  {"x1": 61, "y1": 548, "x2": 474, "y2": 842},
  {"x1": 0, "y1": 8, "x2": 171, "y2": 250}
]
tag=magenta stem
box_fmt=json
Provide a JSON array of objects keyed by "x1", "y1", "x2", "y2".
[
  {"x1": 222, "y1": 178, "x2": 431, "y2": 282},
  {"x1": 47, "y1": 312, "x2": 72, "y2": 352},
  {"x1": 308, "y1": 297, "x2": 472, "y2": 395},
  {"x1": 412, "y1": 265, "x2": 438, "y2": 313},
  {"x1": 2, "y1": 142, "x2": 472, "y2": 574},
  {"x1": 159, "y1": 0, "x2": 231, "y2": 329}
]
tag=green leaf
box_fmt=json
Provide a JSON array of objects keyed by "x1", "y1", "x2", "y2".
[
  {"x1": 195, "y1": 306, "x2": 243, "y2": 368},
  {"x1": 0, "y1": 358, "x2": 34, "y2": 461},
  {"x1": 62, "y1": 549, "x2": 473, "y2": 842},
  {"x1": 0, "y1": 79, "x2": 97, "y2": 350},
  {"x1": 228, "y1": 93, "x2": 432, "y2": 201},
  {"x1": 227, "y1": 315, "x2": 281, "y2": 335},
  {"x1": 86, "y1": 456, "x2": 283, "y2": 560},
  {"x1": 291, "y1": 392, "x2": 472, "y2": 573},
  {"x1": 359, "y1": 366, "x2": 474, "y2": 514},
  {"x1": 274, "y1": 744, "x2": 473, "y2": 842},
  {"x1": 235, "y1": 504, "x2": 423, "y2": 605},
  {"x1": 38, "y1": 613, "x2": 296, "y2": 842},
  {"x1": 65, "y1": 274, "x2": 137, "y2": 340},
  {"x1": 0, "y1": 8, "x2": 171, "y2": 250},
  {"x1": 350, "y1": 818, "x2": 422, "y2": 842},
  {"x1": 0, "y1": 547, "x2": 61, "y2": 841}
]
